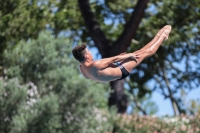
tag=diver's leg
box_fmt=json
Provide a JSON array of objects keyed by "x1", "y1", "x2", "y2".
[
  {"x1": 120, "y1": 26, "x2": 171, "y2": 73},
  {"x1": 139, "y1": 25, "x2": 171, "y2": 51}
]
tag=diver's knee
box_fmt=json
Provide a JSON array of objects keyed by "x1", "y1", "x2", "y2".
[{"x1": 147, "y1": 48, "x2": 155, "y2": 56}]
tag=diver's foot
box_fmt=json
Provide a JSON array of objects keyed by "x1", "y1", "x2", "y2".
[
  {"x1": 157, "y1": 25, "x2": 171, "y2": 37},
  {"x1": 162, "y1": 25, "x2": 172, "y2": 40}
]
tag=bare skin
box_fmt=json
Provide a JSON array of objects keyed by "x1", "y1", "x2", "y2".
[{"x1": 79, "y1": 25, "x2": 172, "y2": 82}]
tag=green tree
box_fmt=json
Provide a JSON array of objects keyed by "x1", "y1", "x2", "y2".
[
  {"x1": 0, "y1": 0, "x2": 55, "y2": 75},
  {"x1": 1, "y1": 0, "x2": 200, "y2": 116},
  {"x1": 129, "y1": 0, "x2": 200, "y2": 115},
  {"x1": 0, "y1": 78, "x2": 28, "y2": 133},
  {"x1": 1, "y1": 32, "x2": 114, "y2": 133},
  {"x1": 0, "y1": 0, "x2": 80, "y2": 74},
  {"x1": 76, "y1": 0, "x2": 200, "y2": 115}
]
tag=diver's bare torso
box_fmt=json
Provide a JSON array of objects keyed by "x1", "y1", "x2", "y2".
[{"x1": 80, "y1": 62, "x2": 122, "y2": 82}]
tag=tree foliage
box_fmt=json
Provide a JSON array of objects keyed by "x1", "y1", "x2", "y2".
[
  {"x1": 0, "y1": 0, "x2": 53, "y2": 52},
  {"x1": 1, "y1": 32, "x2": 114, "y2": 133},
  {"x1": 1, "y1": 0, "x2": 200, "y2": 116},
  {"x1": 128, "y1": 0, "x2": 200, "y2": 115},
  {"x1": 77, "y1": 0, "x2": 200, "y2": 115}
]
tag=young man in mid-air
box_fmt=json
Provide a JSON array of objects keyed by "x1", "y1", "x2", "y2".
[{"x1": 72, "y1": 25, "x2": 171, "y2": 82}]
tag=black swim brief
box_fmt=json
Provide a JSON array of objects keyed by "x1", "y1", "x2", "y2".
[{"x1": 118, "y1": 65, "x2": 130, "y2": 80}]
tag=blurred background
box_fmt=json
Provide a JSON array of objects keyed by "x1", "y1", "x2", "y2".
[{"x1": 0, "y1": 0, "x2": 200, "y2": 133}]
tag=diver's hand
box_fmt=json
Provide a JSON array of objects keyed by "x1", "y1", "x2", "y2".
[{"x1": 129, "y1": 52, "x2": 139, "y2": 63}]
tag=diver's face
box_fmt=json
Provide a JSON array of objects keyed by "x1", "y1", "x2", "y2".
[{"x1": 85, "y1": 48, "x2": 93, "y2": 61}]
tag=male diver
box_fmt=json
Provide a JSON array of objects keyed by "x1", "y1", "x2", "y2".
[{"x1": 72, "y1": 25, "x2": 172, "y2": 82}]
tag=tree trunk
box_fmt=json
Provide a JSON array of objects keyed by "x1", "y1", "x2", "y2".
[
  {"x1": 0, "y1": 37, "x2": 6, "y2": 77},
  {"x1": 109, "y1": 80, "x2": 128, "y2": 113}
]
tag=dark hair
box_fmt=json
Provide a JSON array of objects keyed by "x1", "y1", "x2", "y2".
[{"x1": 72, "y1": 44, "x2": 87, "y2": 62}]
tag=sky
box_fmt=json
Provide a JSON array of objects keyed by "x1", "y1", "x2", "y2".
[
  {"x1": 89, "y1": 46, "x2": 200, "y2": 116},
  {"x1": 151, "y1": 85, "x2": 200, "y2": 116}
]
